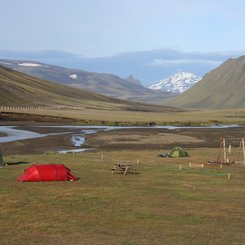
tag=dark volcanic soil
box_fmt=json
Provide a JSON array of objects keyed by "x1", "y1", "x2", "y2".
[{"x1": 0, "y1": 121, "x2": 245, "y2": 156}]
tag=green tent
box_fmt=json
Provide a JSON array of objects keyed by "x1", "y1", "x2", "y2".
[{"x1": 169, "y1": 147, "x2": 189, "y2": 158}]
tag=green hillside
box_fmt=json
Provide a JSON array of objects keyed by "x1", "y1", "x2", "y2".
[
  {"x1": 0, "y1": 65, "x2": 177, "y2": 112},
  {"x1": 165, "y1": 55, "x2": 245, "y2": 109}
]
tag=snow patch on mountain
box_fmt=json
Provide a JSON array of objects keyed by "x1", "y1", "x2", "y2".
[
  {"x1": 69, "y1": 74, "x2": 78, "y2": 79},
  {"x1": 18, "y1": 63, "x2": 48, "y2": 67},
  {"x1": 148, "y1": 72, "x2": 201, "y2": 93}
]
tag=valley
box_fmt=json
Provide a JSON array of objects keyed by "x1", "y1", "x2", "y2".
[
  {"x1": 2, "y1": 2, "x2": 245, "y2": 244},
  {"x1": 1, "y1": 57, "x2": 245, "y2": 126},
  {"x1": 1, "y1": 55, "x2": 245, "y2": 245}
]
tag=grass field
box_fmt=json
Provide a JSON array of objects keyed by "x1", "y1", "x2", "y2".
[
  {"x1": 1, "y1": 149, "x2": 245, "y2": 245},
  {"x1": 2, "y1": 107, "x2": 245, "y2": 126}
]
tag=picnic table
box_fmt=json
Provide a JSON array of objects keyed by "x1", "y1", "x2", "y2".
[{"x1": 111, "y1": 163, "x2": 138, "y2": 175}]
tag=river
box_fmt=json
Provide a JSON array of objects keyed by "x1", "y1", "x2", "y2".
[{"x1": 0, "y1": 124, "x2": 239, "y2": 153}]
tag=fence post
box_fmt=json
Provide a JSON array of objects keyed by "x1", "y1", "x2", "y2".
[{"x1": 228, "y1": 173, "x2": 231, "y2": 179}]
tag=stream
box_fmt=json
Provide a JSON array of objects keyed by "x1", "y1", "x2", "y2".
[{"x1": 0, "y1": 124, "x2": 239, "y2": 153}]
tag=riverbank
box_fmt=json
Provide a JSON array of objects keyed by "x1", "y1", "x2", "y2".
[{"x1": 0, "y1": 123, "x2": 244, "y2": 156}]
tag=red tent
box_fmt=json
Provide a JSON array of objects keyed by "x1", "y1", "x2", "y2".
[{"x1": 17, "y1": 164, "x2": 79, "y2": 182}]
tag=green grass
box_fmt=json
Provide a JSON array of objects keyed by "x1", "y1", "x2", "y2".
[
  {"x1": 165, "y1": 56, "x2": 245, "y2": 109},
  {"x1": 1, "y1": 149, "x2": 245, "y2": 244}
]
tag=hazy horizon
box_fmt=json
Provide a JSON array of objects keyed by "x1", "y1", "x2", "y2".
[{"x1": 1, "y1": 0, "x2": 245, "y2": 57}]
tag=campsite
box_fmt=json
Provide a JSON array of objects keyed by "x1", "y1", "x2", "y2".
[
  {"x1": 1, "y1": 123, "x2": 245, "y2": 245},
  {"x1": 1, "y1": 1, "x2": 245, "y2": 244}
]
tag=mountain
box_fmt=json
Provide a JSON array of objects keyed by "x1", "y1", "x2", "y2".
[
  {"x1": 125, "y1": 75, "x2": 142, "y2": 85},
  {"x1": 148, "y1": 72, "x2": 201, "y2": 94},
  {"x1": 0, "y1": 65, "x2": 179, "y2": 113},
  {"x1": 165, "y1": 56, "x2": 245, "y2": 109},
  {"x1": 0, "y1": 59, "x2": 172, "y2": 104},
  {"x1": 1, "y1": 49, "x2": 244, "y2": 87}
]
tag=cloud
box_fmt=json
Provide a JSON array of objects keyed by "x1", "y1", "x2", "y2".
[{"x1": 151, "y1": 58, "x2": 223, "y2": 66}]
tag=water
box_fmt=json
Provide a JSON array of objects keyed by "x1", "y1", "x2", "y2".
[
  {"x1": 58, "y1": 148, "x2": 92, "y2": 154},
  {"x1": 0, "y1": 124, "x2": 240, "y2": 153},
  {"x1": 0, "y1": 126, "x2": 45, "y2": 143},
  {"x1": 0, "y1": 126, "x2": 99, "y2": 153},
  {"x1": 71, "y1": 135, "x2": 85, "y2": 147},
  {"x1": 0, "y1": 124, "x2": 239, "y2": 144}
]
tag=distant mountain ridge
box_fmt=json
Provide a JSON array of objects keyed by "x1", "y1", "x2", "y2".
[
  {"x1": 0, "y1": 65, "x2": 122, "y2": 108},
  {"x1": 1, "y1": 49, "x2": 244, "y2": 87},
  {"x1": 0, "y1": 65, "x2": 180, "y2": 113},
  {"x1": 165, "y1": 55, "x2": 245, "y2": 109},
  {"x1": 0, "y1": 59, "x2": 173, "y2": 104},
  {"x1": 149, "y1": 72, "x2": 201, "y2": 94},
  {"x1": 125, "y1": 75, "x2": 142, "y2": 85}
]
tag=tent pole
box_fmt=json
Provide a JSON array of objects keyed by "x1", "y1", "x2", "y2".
[{"x1": 216, "y1": 139, "x2": 223, "y2": 162}]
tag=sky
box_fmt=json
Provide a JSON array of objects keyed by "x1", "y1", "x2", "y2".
[{"x1": 1, "y1": 0, "x2": 245, "y2": 57}]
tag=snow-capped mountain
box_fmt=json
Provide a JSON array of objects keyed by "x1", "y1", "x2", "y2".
[{"x1": 148, "y1": 72, "x2": 201, "y2": 94}]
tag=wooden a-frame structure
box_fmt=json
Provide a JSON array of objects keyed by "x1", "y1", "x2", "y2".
[{"x1": 216, "y1": 138, "x2": 245, "y2": 164}]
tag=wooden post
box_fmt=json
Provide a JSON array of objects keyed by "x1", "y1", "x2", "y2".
[
  {"x1": 179, "y1": 164, "x2": 182, "y2": 170},
  {"x1": 220, "y1": 164, "x2": 223, "y2": 169},
  {"x1": 101, "y1": 154, "x2": 104, "y2": 160},
  {"x1": 136, "y1": 159, "x2": 139, "y2": 164},
  {"x1": 217, "y1": 139, "x2": 222, "y2": 162},
  {"x1": 188, "y1": 162, "x2": 192, "y2": 167},
  {"x1": 227, "y1": 173, "x2": 231, "y2": 179},
  {"x1": 223, "y1": 138, "x2": 227, "y2": 164},
  {"x1": 228, "y1": 144, "x2": 231, "y2": 155},
  {"x1": 241, "y1": 138, "x2": 245, "y2": 165},
  {"x1": 201, "y1": 163, "x2": 204, "y2": 169}
]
